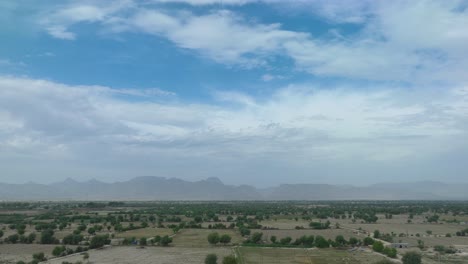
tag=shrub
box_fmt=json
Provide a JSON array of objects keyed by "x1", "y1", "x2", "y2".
[
  {"x1": 372, "y1": 241, "x2": 384, "y2": 253},
  {"x1": 208, "y1": 232, "x2": 220, "y2": 245},
  {"x1": 402, "y1": 251, "x2": 422, "y2": 264},
  {"x1": 205, "y1": 254, "x2": 217, "y2": 264},
  {"x1": 89, "y1": 234, "x2": 110, "y2": 249},
  {"x1": 383, "y1": 247, "x2": 397, "y2": 258}
]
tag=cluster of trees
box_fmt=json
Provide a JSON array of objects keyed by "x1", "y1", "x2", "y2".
[
  {"x1": 308, "y1": 221, "x2": 331, "y2": 229},
  {"x1": 455, "y1": 228, "x2": 468, "y2": 236},
  {"x1": 15, "y1": 252, "x2": 47, "y2": 264},
  {"x1": 434, "y1": 244, "x2": 457, "y2": 254},
  {"x1": 205, "y1": 254, "x2": 236, "y2": 264},
  {"x1": 207, "y1": 232, "x2": 232, "y2": 245},
  {"x1": 244, "y1": 232, "x2": 370, "y2": 249},
  {"x1": 371, "y1": 241, "x2": 397, "y2": 258},
  {"x1": 3, "y1": 232, "x2": 36, "y2": 244}
]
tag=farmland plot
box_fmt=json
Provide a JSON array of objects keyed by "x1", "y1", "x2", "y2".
[
  {"x1": 44, "y1": 246, "x2": 232, "y2": 264},
  {"x1": 172, "y1": 229, "x2": 243, "y2": 247},
  {"x1": 236, "y1": 247, "x2": 388, "y2": 264}
]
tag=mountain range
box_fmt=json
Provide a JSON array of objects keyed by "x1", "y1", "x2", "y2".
[{"x1": 0, "y1": 176, "x2": 467, "y2": 201}]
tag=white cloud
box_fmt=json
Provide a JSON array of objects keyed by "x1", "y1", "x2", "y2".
[
  {"x1": 261, "y1": 74, "x2": 284, "y2": 82},
  {"x1": 1, "y1": 76, "x2": 467, "y2": 184},
  {"x1": 37, "y1": 1, "x2": 468, "y2": 83},
  {"x1": 127, "y1": 9, "x2": 304, "y2": 66},
  {"x1": 46, "y1": 25, "x2": 76, "y2": 40}
]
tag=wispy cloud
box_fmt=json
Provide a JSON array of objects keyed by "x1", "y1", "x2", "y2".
[{"x1": 37, "y1": 1, "x2": 468, "y2": 83}]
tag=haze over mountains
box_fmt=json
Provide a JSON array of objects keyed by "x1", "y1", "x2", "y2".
[{"x1": 0, "y1": 176, "x2": 467, "y2": 201}]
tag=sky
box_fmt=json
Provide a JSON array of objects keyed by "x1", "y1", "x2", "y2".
[{"x1": 0, "y1": 0, "x2": 468, "y2": 187}]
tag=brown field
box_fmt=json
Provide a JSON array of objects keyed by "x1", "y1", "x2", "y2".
[
  {"x1": 43, "y1": 246, "x2": 232, "y2": 264},
  {"x1": 252, "y1": 228, "x2": 360, "y2": 242},
  {"x1": 341, "y1": 223, "x2": 463, "y2": 236},
  {"x1": 259, "y1": 219, "x2": 312, "y2": 229},
  {"x1": 0, "y1": 244, "x2": 71, "y2": 264},
  {"x1": 172, "y1": 229, "x2": 243, "y2": 247},
  {"x1": 235, "y1": 247, "x2": 389, "y2": 264},
  {"x1": 115, "y1": 227, "x2": 174, "y2": 238}
]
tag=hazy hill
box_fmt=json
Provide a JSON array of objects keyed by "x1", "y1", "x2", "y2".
[{"x1": 0, "y1": 177, "x2": 467, "y2": 200}]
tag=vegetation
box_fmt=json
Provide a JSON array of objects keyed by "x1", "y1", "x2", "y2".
[
  {"x1": 205, "y1": 253, "x2": 218, "y2": 264},
  {"x1": 402, "y1": 251, "x2": 422, "y2": 264}
]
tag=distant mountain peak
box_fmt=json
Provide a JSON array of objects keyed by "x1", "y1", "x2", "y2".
[
  {"x1": 62, "y1": 177, "x2": 78, "y2": 184},
  {"x1": 1, "y1": 177, "x2": 467, "y2": 200},
  {"x1": 205, "y1": 177, "x2": 223, "y2": 184}
]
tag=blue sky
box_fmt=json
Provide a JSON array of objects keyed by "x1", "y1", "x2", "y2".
[{"x1": 1, "y1": 0, "x2": 468, "y2": 186}]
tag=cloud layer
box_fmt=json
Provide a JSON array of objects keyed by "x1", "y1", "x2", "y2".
[
  {"x1": 1, "y1": 76, "x2": 467, "y2": 185},
  {"x1": 2, "y1": 1, "x2": 468, "y2": 185}
]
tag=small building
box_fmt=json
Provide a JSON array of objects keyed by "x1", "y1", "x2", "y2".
[
  {"x1": 110, "y1": 238, "x2": 124, "y2": 246},
  {"x1": 391, "y1": 243, "x2": 409, "y2": 248}
]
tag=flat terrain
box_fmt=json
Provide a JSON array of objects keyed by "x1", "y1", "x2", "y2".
[
  {"x1": 172, "y1": 229, "x2": 243, "y2": 247},
  {"x1": 235, "y1": 247, "x2": 388, "y2": 264},
  {"x1": 0, "y1": 244, "x2": 64, "y2": 264},
  {"x1": 44, "y1": 246, "x2": 232, "y2": 264},
  {"x1": 1, "y1": 201, "x2": 468, "y2": 264},
  {"x1": 115, "y1": 227, "x2": 174, "y2": 239}
]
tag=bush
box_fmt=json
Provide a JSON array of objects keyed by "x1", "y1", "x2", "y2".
[
  {"x1": 363, "y1": 237, "x2": 374, "y2": 246},
  {"x1": 434, "y1": 245, "x2": 445, "y2": 253},
  {"x1": 89, "y1": 234, "x2": 110, "y2": 249},
  {"x1": 40, "y1": 229, "x2": 57, "y2": 244},
  {"x1": 250, "y1": 232, "x2": 263, "y2": 244},
  {"x1": 219, "y1": 234, "x2": 231, "y2": 245},
  {"x1": 383, "y1": 247, "x2": 397, "y2": 258},
  {"x1": 205, "y1": 254, "x2": 217, "y2": 264},
  {"x1": 63, "y1": 234, "x2": 83, "y2": 245},
  {"x1": 314, "y1": 236, "x2": 329, "y2": 248},
  {"x1": 402, "y1": 251, "x2": 422, "y2": 264},
  {"x1": 372, "y1": 241, "x2": 384, "y2": 253},
  {"x1": 208, "y1": 232, "x2": 220, "y2": 245},
  {"x1": 160, "y1": 235, "x2": 172, "y2": 246}
]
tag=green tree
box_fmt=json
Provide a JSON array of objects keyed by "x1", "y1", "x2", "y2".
[
  {"x1": 250, "y1": 232, "x2": 263, "y2": 244},
  {"x1": 374, "y1": 230, "x2": 381, "y2": 239},
  {"x1": 270, "y1": 235, "x2": 277, "y2": 244},
  {"x1": 52, "y1": 246, "x2": 66, "y2": 257},
  {"x1": 160, "y1": 235, "x2": 172, "y2": 246},
  {"x1": 372, "y1": 241, "x2": 384, "y2": 253},
  {"x1": 87, "y1": 227, "x2": 96, "y2": 235},
  {"x1": 335, "y1": 235, "x2": 347, "y2": 246},
  {"x1": 349, "y1": 237, "x2": 359, "y2": 246},
  {"x1": 402, "y1": 251, "x2": 422, "y2": 264},
  {"x1": 383, "y1": 247, "x2": 397, "y2": 258},
  {"x1": 208, "y1": 232, "x2": 220, "y2": 245},
  {"x1": 40, "y1": 229, "x2": 56, "y2": 244},
  {"x1": 219, "y1": 234, "x2": 231, "y2": 245},
  {"x1": 32, "y1": 252, "x2": 46, "y2": 262},
  {"x1": 140, "y1": 237, "x2": 147, "y2": 246},
  {"x1": 89, "y1": 234, "x2": 110, "y2": 249},
  {"x1": 205, "y1": 254, "x2": 218, "y2": 264},
  {"x1": 363, "y1": 237, "x2": 374, "y2": 246},
  {"x1": 314, "y1": 236, "x2": 329, "y2": 248},
  {"x1": 27, "y1": 233, "x2": 36, "y2": 243}
]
